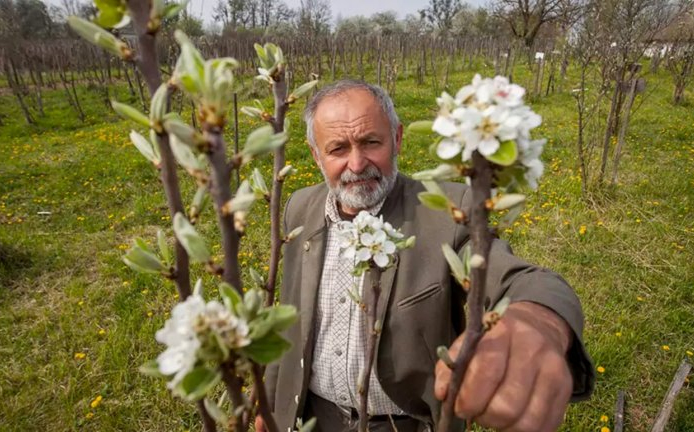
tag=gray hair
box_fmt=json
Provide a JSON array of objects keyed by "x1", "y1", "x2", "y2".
[{"x1": 303, "y1": 80, "x2": 400, "y2": 151}]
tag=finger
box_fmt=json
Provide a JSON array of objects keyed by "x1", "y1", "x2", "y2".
[
  {"x1": 505, "y1": 351, "x2": 571, "y2": 432},
  {"x1": 539, "y1": 358, "x2": 572, "y2": 432},
  {"x1": 434, "y1": 332, "x2": 467, "y2": 401},
  {"x1": 452, "y1": 321, "x2": 510, "y2": 419},
  {"x1": 472, "y1": 323, "x2": 540, "y2": 430},
  {"x1": 255, "y1": 415, "x2": 266, "y2": 432},
  {"x1": 434, "y1": 358, "x2": 452, "y2": 400}
]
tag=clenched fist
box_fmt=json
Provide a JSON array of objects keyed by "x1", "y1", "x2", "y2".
[{"x1": 435, "y1": 301, "x2": 574, "y2": 432}]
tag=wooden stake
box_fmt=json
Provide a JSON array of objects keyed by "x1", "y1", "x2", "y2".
[
  {"x1": 614, "y1": 390, "x2": 625, "y2": 432},
  {"x1": 650, "y1": 359, "x2": 692, "y2": 432}
]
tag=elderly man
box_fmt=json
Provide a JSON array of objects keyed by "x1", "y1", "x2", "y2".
[{"x1": 260, "y1": 80, "x2": 594, "y2": 432}]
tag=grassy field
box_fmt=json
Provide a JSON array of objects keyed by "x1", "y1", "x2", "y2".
[{"x1": 0, "y1": 60, "x2": 693, "y2": 432}]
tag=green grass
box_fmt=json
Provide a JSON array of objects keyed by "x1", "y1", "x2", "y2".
[{"x1": 1, "y1": 60, "x2": 692, "y2": 432}]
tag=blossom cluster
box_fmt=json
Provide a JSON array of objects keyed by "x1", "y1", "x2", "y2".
[
  {"x1": 336, "y1": 211, "x2": 413, "y2": 271},
  {"x1": 432, "y1": 74, "x2": 545, "y2": 189},
  {"x1": 155, "y1": 293, "x2": 250, "y2": 388}
]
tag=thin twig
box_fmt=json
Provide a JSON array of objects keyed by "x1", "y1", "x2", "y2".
[
  {"x1": 438, "y1": 152, "x2": 493, "y2": 432},
  {"x1": 358, "y1": 267, "x2": 383, "y2": 432}
]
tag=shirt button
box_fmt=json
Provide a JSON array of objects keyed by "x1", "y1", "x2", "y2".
[
  {"x1": 303, "y1": 241, "x2": 310, "y2": 251},
  {"x1": 335, "y1": 349, "x2": 342, "y2": 356},
  {"x1": 339, "y1": 297, "x2": 346, "y2": 303},
  {"x1": 340, "y1": 395, "x2": 347, "y2": 402}
]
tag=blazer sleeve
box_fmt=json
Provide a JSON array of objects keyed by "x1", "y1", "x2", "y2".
[{"x1": 457, "y1": 187, "x2": 596, "y2": 401}]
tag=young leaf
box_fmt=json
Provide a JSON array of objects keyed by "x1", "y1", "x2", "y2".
[
  {"x1": 157, "y1": 229, "x2": 171, "y2": 264},
  {"x1": 150, "y1": 83, "x2": 169, "y2": 122},
  {"x1": 492, "y1": 297, "x2": 511, "y2": 315},
  {"x1": 129, "y1": 130, "x2": 159, "y2": 165},
  {"x1": 203, "y1": 398, "x2": 229, "y2": 425},
  {"x1": 250, "y1": 168, "x2": 269, "y2": 197},
  {"x1": 418, "y1": 192, "x2": 449, "y2": 211},
  {"x1": 441, "y1": 243, "x2": 466, "y2": 284},
  {"x1": 163, "y1": 118, "x2": 197, "y2": 146},
  {"x1": 241, "y1": 331, "x2": 292, "y2": 364},
  {"x1": 493, "y1": 194, "x2": 526, "y2": 211},
  {"x1": 177, "y1": 366, "x2": 221, "y2": 401},
  {"x1": 268, "y1": 304, "x2": 298, "y2": 332},
  {"x1": 486, "y1": 140, "x2": 518, "y2": 166},
  {"x1": 139, "y1": 359, "x2": 166, "y2": 378},
  {"x1": 162, "y1": 0, "x2": 190, "y2": 20},
  {"x1": 288, "y1": 80, "x2": 319, "y2": 101},
  {"x1": 173, "y1": 213, "x2": 211, "y2": 263},
  {"x1": 170, "y1": 134, "x2": 204, "y2": 174},
  {"x1": 123, "y1": 245, "x2": 166, "y2": 274},
  {"x1": 219, "y1": 282, "x2": 242, "y2": 310},
  {"x1": 407, "y1": 120, "x2": 434, "y2": 134},
  {"x1": 112, "y1": 101, "x2": 150, "y2": 128}
]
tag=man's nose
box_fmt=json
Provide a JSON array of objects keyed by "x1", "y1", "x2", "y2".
[{"x1": 347, "y1": 148, "x2": 368, "y2": 173}]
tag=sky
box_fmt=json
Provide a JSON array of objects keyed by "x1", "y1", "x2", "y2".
[{"x1": 46, "y1": 0, "x2": 489, "y2": 26}]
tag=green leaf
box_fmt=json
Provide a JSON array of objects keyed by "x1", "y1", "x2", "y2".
[
  {"x1": 157, "y1": 230, "x2": 171, "y2": 264},
  {"x1": 173, "y1": 213, "x2": 211, "y2": 263},
  {"x1": 177, "y1": 366, "x2": 221, "y2": 401},
  {"x1": 150, "y1": 84, "x2": 169, "y2": 122},
  {"x1": 298, "y1": 417, "x2": 317, "y2": 432},
  {"x1": 441, "y1": 243, "x2": 466, "y2": 284},
  {"x1": 486, "y1": 140, "x2": 518, "y2": 167},
  {"x1": 112, "y1": 101, "x2": 150, "y2": 128},
  {"x1": 418, "y1": 192, "x2": 449, "y2": 211},
  {"x1": 242, "y1": 331, "x2": 292, "y2": 365},
  {"x1": 95, "y1": 6, "x2": 125, "y2": 29},
  {"x1": 163, "y1": 118, "x2": 196, "y2": 146},
  {"x1": 268, "y1": 304, "x2": 298, "y2": 332},
  {"x1": 241, "y1": 125, "x2": 286, "y2": 162},
  {"x1": 412, "y1": 164, "x2": 459, "y2": 181},
  {"x1": 289, "y1": 80, "x2": 319, "y2": 100},
  {"x1": 67, "y1": 16, "x2": 122, "y2": 57},
  {"x1": 123, "y1": 245, "x2": 166, "y2": 274},
  {"x1": 492, "y1": 297, "x2": 511, "y2": 315},
  {"x1": 139, "y1": 359, "x2": 165, "y2": 378},
  {"x1": 407, "y1": 120, "x2": 434, "y2": 134},
  {"x1": 162, "y1": 0, "x2": 190, "y2": 20},
  {"x1": 203, "y1": 398, "x2": 229, "y2": 425},
  {"x1": 170, "y1": 134, "x2": 205, "y2": 174},
  {"x1": 250, "y1": 168, "x2": 269, "y2": 197},
  {"x1": 219, "y1": 282, "x2": 242, "y2": 310},
  {"x1": 493, "y1": 193, "x2": 526, "y2": 211},
  {"x1": 129, "y1": 130, "x2": 159, "y2": 165}
]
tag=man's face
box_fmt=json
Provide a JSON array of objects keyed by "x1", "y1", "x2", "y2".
[{"x1": 310, "y1": 89, "x2": 403, "y2": 216}]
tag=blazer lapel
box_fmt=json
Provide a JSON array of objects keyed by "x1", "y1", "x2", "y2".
[{"x1": 299, "y1": 223, "x2": 327, "y2": 352}]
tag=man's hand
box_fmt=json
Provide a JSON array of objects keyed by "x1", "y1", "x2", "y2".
[
  {"x1": 254, "y1": 415, "x2": 266, "y2": 432},
  {"x1": 434, "y1": 301, "x2": 573, "y2": 432}
]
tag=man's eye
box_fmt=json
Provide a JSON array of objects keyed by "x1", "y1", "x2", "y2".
[{"x1": 329, "y1": 146, "x2": 347, "y2": 155}]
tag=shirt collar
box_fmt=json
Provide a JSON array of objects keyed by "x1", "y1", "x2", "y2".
[{"x1": 324, "y1": 190, "x2": 387, "y2": 224}]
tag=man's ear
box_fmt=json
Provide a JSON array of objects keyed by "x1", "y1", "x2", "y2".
[
  {"x1": 394, "y1": 123, "x2": 403, "y2": 154},
  {"x1": 310, "y1": 144, "x2": 320, "y2": 166}
]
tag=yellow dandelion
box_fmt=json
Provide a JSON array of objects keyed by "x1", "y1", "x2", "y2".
[
  {"x1": 601, "y1": 427, "x2": 611, "y2": 432},
  {"x1": 579, "y1": 225, "x2": 587, "y2": 235},
  {"x1": 597, "y1": 221, "x2": 604, "y2": 226},
  {"x1": 615, "y1": 332, "x2": 622, "y2": 337},
  {"x1": 85, "y1": 412, "x2": 94, "y2": 419},
  {"x1": 637, "y1": 296, "x2": 644, "y2": 301},
  {"x1": 98, "y1": 329, "x2": 106, "y2": 336},
  {"x1": 600, "y1": 414, "x2": 609, "y2": 422},
  {"x1": 90, "y1": 395, "x2": 103, "y2": 408},
  {"x1": 78, "y1": 301, "x2": 84, "y2": 306},
  {"x1": 74, "y1": 352, "x2": 86, "y2": 360},
  {"x1": 662, "y1": 345, "x2": 670, "y2": 351},
  {"x1": 597, "y1": 366, "x2": 606, "y2": 373},
  {"x1": 147, "y1": 311, "x2": 154, "y2": 317},
  {"x1": 687, "y1": 350, "x2": 693, "y2": 357}
]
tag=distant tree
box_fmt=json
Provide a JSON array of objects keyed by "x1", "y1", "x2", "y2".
[
  {"x1": 296, "y1": 0, "x2": 331, "y2": 37},
  {"x1": 371, "y1": 11, "x2": 403, "y2": 35},
  {"x1": 491, "y1": 0, "x2": 582, "y2": 48},
  {"x1": 335, "y1": 15, "x2": 374, "y2": 37},
  {"x1": 419, "y1": 0, "x2": 463, "y2": 32},
  {"x1": 7, "y1": 0, "x2": 56, "y2": 39}
]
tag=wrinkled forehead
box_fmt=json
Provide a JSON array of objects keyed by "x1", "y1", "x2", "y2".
[{"x1": 313, "y1": 89, "x2": 387, "y2": 125}]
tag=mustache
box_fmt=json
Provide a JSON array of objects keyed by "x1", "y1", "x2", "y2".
[{"x1": 340, "y1": 165, "x2": 381, "y2": 183}]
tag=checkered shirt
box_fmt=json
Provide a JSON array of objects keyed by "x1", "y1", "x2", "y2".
[{"x1": 308, "y1": 192, "x2": 406, "y2": 415}]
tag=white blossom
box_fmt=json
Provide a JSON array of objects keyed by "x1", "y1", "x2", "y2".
[
  {"x1": 336, "y1": 211, "x2": 407, "y2": 270},
  {"x1": 155, "y1": 293, "x2": 250, "y2": 389},
  {"x1": 431, "y1": 74, "x2": 545, "y2": 189}
]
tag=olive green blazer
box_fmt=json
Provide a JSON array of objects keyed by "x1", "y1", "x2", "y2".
[{"x1": 265, "y1": 174, "x2": 594, "y2": 431}]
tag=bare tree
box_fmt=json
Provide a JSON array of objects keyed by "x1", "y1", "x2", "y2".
[
  {"x1": 492, "y1": 0, "x2": 581, "y2": 48},
  {"x1": 419, "y1": 0, "x2": 463, "y2": 32}
]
